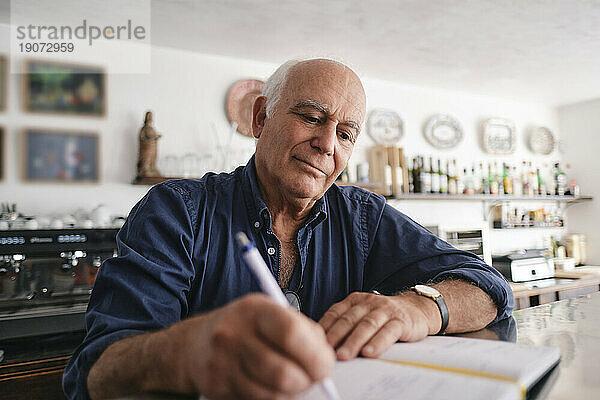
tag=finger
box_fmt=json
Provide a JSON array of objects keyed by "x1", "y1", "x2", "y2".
[
  {"x1": 323, "y1": 302, "x2": 372, "y2": 349},
  {"x1": 318, "y1": 292, "x2": 366, "y2": 331},
  {"x1": 361, "y1": 319, "x2": 426, "y2": 359},
  {"x1": 335, "y1": 308, "x2": 390, "y2": 360},
  {"x1": 318, "y1": 300, "x2": 354, "y2": 331},
  {"x1": 239, "y1": 330, "x2": 312, "y2": 394},
  {"x1": 256, "y1": 305, "x2": 335, "y2": 382}
]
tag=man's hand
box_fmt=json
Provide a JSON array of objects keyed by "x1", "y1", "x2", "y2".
[
  {"x1": 88, "y1": 294, "x2": 335, "y2": 400},
  {"x1": 318, "y1": 291, "x2": 439, "y2": 361},
  {"x1": 318, "y1": 281, "x2": 499, "y2": 362},
  {"x1": 185, "y1": 294, "x2": 335, "y2": 399}
]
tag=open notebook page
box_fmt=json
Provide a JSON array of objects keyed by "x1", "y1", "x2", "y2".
[
  {"x1": 379, "y1": 336, "x2": 560, "y2": 389},
  {"x1": 299, "y1": 356, "x2": 520, "y2": 400}
]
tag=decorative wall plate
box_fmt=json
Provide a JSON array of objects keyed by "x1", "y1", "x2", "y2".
[
  {"x1": 367, "y1": 109, "x2": 403, "y2": 145},
  {"x1": 423, "y1": 114, "x2": 463, "y2": 149},
  {"x1": 482, "y1": 118, "x2": 516, "y2": 154},
  {"x1": 226, "y1": 79, "x2": 264, "y2": 138},
  {"x1": 529, "y1": 126, "x2": 556, "y2": 155}
]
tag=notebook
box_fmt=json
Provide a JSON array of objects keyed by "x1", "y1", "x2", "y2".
[{"x1": 300, "y1": 336, "x2": 560, "y2": 400}]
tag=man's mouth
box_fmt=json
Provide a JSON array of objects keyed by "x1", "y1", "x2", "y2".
[{"x1": 292, "y1": 156, "x2": 328, "y2": 176}]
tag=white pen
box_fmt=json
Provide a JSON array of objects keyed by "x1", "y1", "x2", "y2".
[{"x1": 235, "y1": 232, "x2": 341, "y2": 400}]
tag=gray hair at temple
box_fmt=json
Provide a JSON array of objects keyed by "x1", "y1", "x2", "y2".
[{"x1": 262, "y1": 59, "x2": 301, "y2": 118}]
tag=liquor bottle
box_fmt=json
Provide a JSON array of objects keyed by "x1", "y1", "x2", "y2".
[
  {"x1": 431, "y1": 157, "x2": 440, "y2": 194},
  {"x1": 483, "y1": 163, "x2": 491, "y2": 195},
  {"x1": 554, "y1": 162, "x2": 567, "y2": 195},
  {"x1": 478, "y1": 162, "x2": 487, "y2": 195},
  {"x1": 512, "y1": 165, "x2": 523, "y2": 196},
  {"x1": 411, "y1": 157, "x2": 420, "y2": 193},
  {"x1": 422, "y1": 157, "x2": 432, "y2": 194},
  {"x1": 490, "y1": 162, "x2": 499, "y2": 195},
  {"x1": 545, "y1": 163, "x2": 555, "y2": 196},
  {"x1": 439, "y1": 159, "x2": 448, "y2": 194},
  {"x1": 448, "y1": 159, "x2": 457, "y2": 195},
  {"x1": 527, "y1": 162, "x2": 537, "y2": 196},
  {"x1": 384, "y1": 164, "x2": 393, "y2": 196},
  {"x1": 395, "y1": 164, "x2": 404, "y2": 194},
  {"x1": 464, "y1": 167, "x2": 475, "y2": 194},
  {"x1": 521, "y1": 161, "x2": 530, "y2": 196},
  {"x1": 503, "y1": 163, "x2": 513, "y2": 195},
  {"x1": 457, "y1": 167, "x2": 466, "y2": 195},
  {"x1": 536, "y1": 168, "x2": 545, "y2": 195},
  {"x1": 408, "y1": 165, "x2": 414, "y2": 193}
]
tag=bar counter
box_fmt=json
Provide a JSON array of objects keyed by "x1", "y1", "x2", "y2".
[{"x1": 4, "y1": 292, "x2": 600, "y2": 399}]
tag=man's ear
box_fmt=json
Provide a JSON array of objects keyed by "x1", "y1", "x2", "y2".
[{"x1": 252, "y1": 96, "x2": 267, "y2": 139}]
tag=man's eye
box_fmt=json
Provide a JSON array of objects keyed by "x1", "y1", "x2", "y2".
[
  {"x1": 303, "y1": 115, "x2": 320, "y2": 123},
  {"x1": 339, "y1": 131, "x2": 353, "y2": 142}
]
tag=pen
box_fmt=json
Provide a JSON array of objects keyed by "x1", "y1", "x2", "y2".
[{"x1": 235, "y1": 232, "x2": 341, "y2": 400}]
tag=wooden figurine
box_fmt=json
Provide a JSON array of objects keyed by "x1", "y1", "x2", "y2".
[{"x1": 136, "y1": 111, "x2": 162, "y2": 179}]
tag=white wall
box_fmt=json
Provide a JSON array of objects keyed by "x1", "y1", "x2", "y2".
[
  {"x1": 557, "y1": 99, "x2": 600, "y2": 264},
  {"x1": 0, "y1": 41, "x2": 569, "y2": 254}
]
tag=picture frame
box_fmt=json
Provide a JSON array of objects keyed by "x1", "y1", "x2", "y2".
[
  {"x1": 0, "y1": 55, "x2": 7, "y2": 112},
  {"x1": 22, "y1": 128, "x2": 100, "y2": 182},
  {"x1": 23, "y1": 59, "x2": 106, "y2": 116},
  {"x1": 0, "y1": 127, "x2": 4, "y2": 180}
]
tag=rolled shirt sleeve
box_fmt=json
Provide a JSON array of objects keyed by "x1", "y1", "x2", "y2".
[{"x1": 364, "y1": 204, "x2": 514, "y2": 322}]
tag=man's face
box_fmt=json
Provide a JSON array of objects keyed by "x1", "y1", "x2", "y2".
[{"x1": 253, "y1": 60, "x2": 366, "y2": 201}]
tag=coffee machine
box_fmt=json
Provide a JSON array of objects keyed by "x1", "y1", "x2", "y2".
[{"x1": 0, "y1": 228, "x2": 119, "y2": 339}]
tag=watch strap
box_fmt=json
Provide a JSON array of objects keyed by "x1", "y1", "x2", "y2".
[
  {"x1": 432, "y1": 294, "x2": 449, "y2": 335},
  {"x1": 411, "y1": 285, "x2": 449, "y2": 335}
]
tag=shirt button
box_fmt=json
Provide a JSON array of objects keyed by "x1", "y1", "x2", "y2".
[
  {"x1": 267, "y1": 247, "x2": 276, "y2": 255},
  {"x1": 254, "y1": 221, "x2": 260, "y2": 228}
]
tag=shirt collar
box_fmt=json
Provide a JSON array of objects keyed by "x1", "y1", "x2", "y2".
[{"x1": 242, "y1": 155, "x2": 328, "y2": 231}]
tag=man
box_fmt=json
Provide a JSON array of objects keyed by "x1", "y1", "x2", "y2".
[{"x1": 63, "y1": 59, "x2": 513, "y2": 400}]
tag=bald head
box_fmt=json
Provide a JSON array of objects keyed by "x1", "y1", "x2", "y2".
[{"x1": 263, "y1": 58, "x2": 366, "y2": 125}]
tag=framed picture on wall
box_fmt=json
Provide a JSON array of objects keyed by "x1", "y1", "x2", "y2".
[
  {"x1": 22, "y1": 128, "x2": 100, "y2": 182},
  {"x1": 0, "y1": 127, "x2": 4, "y2": 180},
  {"x1": 23, "y1": 60, "x2": 106, "y2": 116},
  {"x1": 0, "y1": 56, "x2": 7, "y2": 112}
]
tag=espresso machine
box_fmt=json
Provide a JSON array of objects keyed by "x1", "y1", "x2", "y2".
[{"x1": 0, "y1": 228, "x2": 119, "y2": 340}]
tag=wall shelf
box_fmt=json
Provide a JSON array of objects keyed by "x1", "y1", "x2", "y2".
[
  {"x1": 385, "y1": 193, "x2": 593, "y2": 221},
  {"x1": 389, "y1": 193, "x2": 593, "y2": 202}
]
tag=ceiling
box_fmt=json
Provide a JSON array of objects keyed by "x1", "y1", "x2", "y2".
[{"x1": 4, "y1": 0, "x2": 600, "y2": 106}]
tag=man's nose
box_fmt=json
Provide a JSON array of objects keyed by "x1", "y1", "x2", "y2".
[{"x1": 311, "y1": 123, "x2": 336, "y2": 156}]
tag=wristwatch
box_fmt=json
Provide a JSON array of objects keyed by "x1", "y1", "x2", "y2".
[{"x1": 411, "y1": 284, "x2": 449, "y2": 335}]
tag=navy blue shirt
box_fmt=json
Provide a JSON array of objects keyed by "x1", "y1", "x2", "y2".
[{"x1": 63, "y1": 157, "x2": 513, "y2": 399}]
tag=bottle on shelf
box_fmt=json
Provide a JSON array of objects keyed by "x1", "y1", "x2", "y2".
[
  {"x1": 521, "y1": 161, "x2": 530, "y2": 196},
  {"x1": 490, "y1": 162, "x2": 499, "y2": 195},
  {"x1": 464, "y1": 167, "x2": 475, "y2": 195},
  {"x1": 479, "y1": 162, "x2": 489, "y2": 195},
  {"x1": 544, "y1": 163, "x2": 556, "y2": 196},
  {"x1": 512, "y1": 165, "x2": 522, "y2": 196},
  {"x1": 457, "y1": 167, "x2": 466, "y2": 195},
  {"x1": 384, "y1": 164, "x2": 393, "y2": 196},
  {"x1": 527, "y1": 162, "x2": 537, "y2": 197},
  {"x1": 431, "y1": 157, "x2": 440, "y2": 194},
  {"x1": 448, "y1": 159, "x2": 458, "y2": 195},
  {"x1": 422, "y1": 157, "x2": 432, "y2": 194},
  {"x1": 554, "y1": 162, "x2": 567, "y2": 195},
  {"x1": 408, "y1": 164, "x2": 414, "y2": 193},
  {"x1": 536, "y1": 168, "x2": 546, "y2": 195},
  {"x1": 502, "y1": 163, "x2": 513, "y2": 195},
  {"x1": 412, "y1": 157, "x2": 421, "y2": 193},
  {"x1": 470, "y1": 165, "x2": 479, "y2": 194},
  {"x1": 439, "y1": 159, "x2": 448, "y2": 194}
]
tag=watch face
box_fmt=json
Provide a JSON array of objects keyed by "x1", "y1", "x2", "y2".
[{"x1": 414, "y1": 284, "x2": 441, "y2": 297}]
